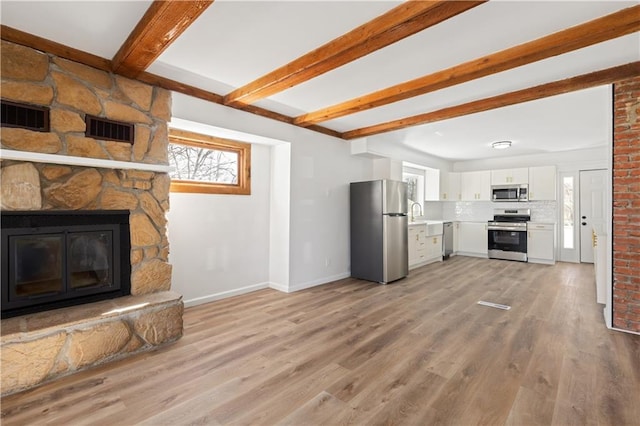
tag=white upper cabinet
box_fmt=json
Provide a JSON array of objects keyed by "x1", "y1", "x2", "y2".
[
  {"x1": 438, "y1": 166, "x2": 555, "y2": 202},
  {"x1": 491, "y1": 168, "x2": 529, "y2": 185},
  {"x1": 440, "y1": 172, "x2": 461, "y2": 201},
  {"x1": 424, "y1": 167, "x2": 440, "y2": 201},
  {"x1": 529, "y1": 166, "x2": 557, "y2": 200},
  {"x1": 461, "y1": 171, "x2": 491, "y2": 201}
]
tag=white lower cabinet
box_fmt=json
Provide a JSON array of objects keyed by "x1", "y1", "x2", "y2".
[
  {"x1": 593, "y1": 228, "x2": 607, "y2": 304},
  {"x1": 408, "y1": 225, "x2": 427, "y2": 268},
  {"x1": 408, "y1": 223, "x2": 443, "y2": 269},
  {"x1": 453, "y1": 222, "x2": 459, "y2": 255},
  {"x1": 425, "y1": 235, "x2": 442, "y2": 261},
  {"x1": 527, "y1": 222, "x2": 555, "y2": 264},
  {"x1": 457, "y1": 222, "x2": 488, "y2": 257}
]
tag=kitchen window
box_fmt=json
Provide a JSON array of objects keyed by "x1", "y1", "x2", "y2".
[
  {"x1": 403, "y1": 166, "x2": 425, "y2": 213},
  {"x1": 168, "y1": 128, "x2": 251, "y2": 195}
]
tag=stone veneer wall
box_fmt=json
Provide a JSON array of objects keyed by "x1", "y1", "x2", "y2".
[
  {"x1": 612, "y1": 76, "x2": 640, "y2": 333},
  {"x1": 0, "y1": 41, "x2": 183, "y2": 395}
]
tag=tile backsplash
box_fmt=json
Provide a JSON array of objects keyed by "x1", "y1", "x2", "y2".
[{"x1": 426, "y1": 200, "x2": 557, "y2": 223}]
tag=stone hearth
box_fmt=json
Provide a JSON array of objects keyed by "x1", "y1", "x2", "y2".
[
  {"x1": 1, "y1": 292, "x2": 182, "y2": 395},
  {"x1": 1, "y1": 40, "x2": 182, "y2": 396}
]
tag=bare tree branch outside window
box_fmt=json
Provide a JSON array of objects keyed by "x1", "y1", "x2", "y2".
[{"x1": 169, "y1": 143, "x2": 238, "y2": 184}]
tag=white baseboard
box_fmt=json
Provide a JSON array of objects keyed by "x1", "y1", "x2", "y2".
[
  {"x1": 409, "y1": 256, "x2": 443, "y2": 270},
  {"x1": 610, "y1": 326, "x2": 640, "y2": 336},
  {"x1": 528, "y1": 258, "x2": 556, "y2": 265},
  {"x1": 182, "y1": 282, "x2": 270, "y2": 308},
  {"x1": 270, "y1": 272, "x2": 351, "y2": 293},
  {"x1": 268, "y1": 282, "x2": 289, "y2": 293}
]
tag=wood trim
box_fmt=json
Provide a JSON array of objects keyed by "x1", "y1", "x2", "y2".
[
  {"x1": 0, "y1": 25, "x2": 112, "y2": 72},
  {"x1": 169, "y1": 128, "x2": 249, "y2": 151},
  {"x1": 169, "y1": 128, "x2": 251, "y2": 195},
  {"x1": 170, "y1": 180, "x2": 250, "y2": 195},
  {"x1": 112, "y1": 0, "x2": 214, "y2": 77},
  {"x1": 136, "y1": 71, "x2": 225, "y2": 104},
  {"x1": 296, "y1": 4, "x2": 640, "y2": 126},
  {"x1": 342, "y1": 61, "x2": 640, "y2": 139},
  {"x1": 223, "y1": 0, "x2": 485, "y2": 107}
]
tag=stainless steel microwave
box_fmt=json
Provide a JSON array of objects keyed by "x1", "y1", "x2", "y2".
[{"x1": 491, "y1": 184, "x2": 528, "y2": 202}]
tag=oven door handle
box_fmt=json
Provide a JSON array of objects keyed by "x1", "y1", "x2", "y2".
[{"x1": 488, "y1": 226, "x2": 526, "y2": 232}]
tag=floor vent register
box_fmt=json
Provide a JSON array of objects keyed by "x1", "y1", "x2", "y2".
[{"x1": 477, "y1": 300, "x2": 511, "y2": 310}]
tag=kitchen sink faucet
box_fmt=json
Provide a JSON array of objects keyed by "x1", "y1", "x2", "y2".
[{"x1": 410, "y1": 202, "x2": 423, "y2": 222}]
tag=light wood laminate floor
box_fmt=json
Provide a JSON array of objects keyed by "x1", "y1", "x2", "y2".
[{"x1": 2, "y1": 257, "x2": 639, "y2": 425}]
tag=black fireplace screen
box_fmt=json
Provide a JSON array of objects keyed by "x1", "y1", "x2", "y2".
[
  {"x1": 1, "y1": 211, "x2": 131, "y2": 318},
  {"x1": 69, "y1": 232, "x2": 113, "y2": 289},
  {"x1": 12, "y1": 233, "x2": 64, "y2": 297}
]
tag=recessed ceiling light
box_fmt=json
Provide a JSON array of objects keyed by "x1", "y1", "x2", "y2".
[{"x1": 491, "y1": 140, "x2": 512, "y2": 149}]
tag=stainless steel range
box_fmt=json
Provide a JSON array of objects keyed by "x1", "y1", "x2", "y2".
[{"x1": 488, "y1": 208, "x2": 530, "y2": 262}]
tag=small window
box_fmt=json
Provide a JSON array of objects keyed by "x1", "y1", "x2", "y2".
[{"x1": 168, "y1": 129, "x2": 251, "y2": 195}]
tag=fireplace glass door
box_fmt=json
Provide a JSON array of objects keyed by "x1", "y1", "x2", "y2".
[
  {"x1": 2, "y1": 214, "x2": 129, "y2": 319},
  {"x1": 12, "y1": 234, "x2": 64, "y2": 298},
  {"x1": 68, "y1": 232, "x2": 113, "y2": 290},
  {"x1": 6, "y1": 227, "x2": 118, "y2": 307}
]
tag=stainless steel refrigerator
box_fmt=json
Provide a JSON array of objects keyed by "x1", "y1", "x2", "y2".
[{"x1": 350, "y1": 179, "x2": 408, "y2": 284}]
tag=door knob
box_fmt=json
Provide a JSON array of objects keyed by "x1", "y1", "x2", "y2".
[
  {"x1": 582, "y1": 216, "x2": 586, "y2": 219},
  {"x1": 582, "y1": 222, "x2": 587, "y2": 226}
]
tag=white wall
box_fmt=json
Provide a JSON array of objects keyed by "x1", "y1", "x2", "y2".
[
  {"x1": 452, "y1": 147, "x2": 608, "y2": 172},
  {"x1": 269, "y1": 143, "x2": 291, "y2": 291},
  {"x1": 168, "y1": 144, "x2": 272, "y2": 306},
  {"x1": 170, "y1": 92, "x2": 373, "y2": 300},
  {"x1": 350, "y1": 137, "x2": 452, "y2": 171},
  {"x1": 372, "y1": 157, "x2": 402, "y2": 180},
  {"x1": 288, "y1": 133, "x2": 372, "y2": 290}
]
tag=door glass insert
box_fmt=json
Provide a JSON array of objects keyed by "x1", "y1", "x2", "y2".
[{"x1": 563, "y1": 176, "x2": 574, "y2": 249}]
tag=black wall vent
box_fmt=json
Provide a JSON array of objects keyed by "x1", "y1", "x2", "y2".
[
  {"x1": 1, "y1": 100, "x2": 50, "y2": 132},
  {"x1": 85, "y1": 115, "x2": 134, "y2": 144}
]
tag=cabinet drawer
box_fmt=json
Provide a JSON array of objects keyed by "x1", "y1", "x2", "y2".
[{"x1": 528, "y1": 223, "x2": 554, "y2": 231}]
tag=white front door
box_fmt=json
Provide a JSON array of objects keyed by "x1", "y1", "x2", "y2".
[{"x1": 579, "y1": 169, "x2": 607, "y2": 263}]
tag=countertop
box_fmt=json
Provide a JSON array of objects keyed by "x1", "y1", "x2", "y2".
[{"x1": 408, "y1": 219, "x2": 444, "y2": 226}]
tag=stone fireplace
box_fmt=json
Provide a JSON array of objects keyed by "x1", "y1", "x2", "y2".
[{"x1": 1, "y1": 41, "x2": 183, "y2": 396}]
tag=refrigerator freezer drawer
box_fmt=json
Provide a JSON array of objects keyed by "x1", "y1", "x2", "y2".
[{"x1": 383, "y1": 214, "x2": 409, "y2": 283}]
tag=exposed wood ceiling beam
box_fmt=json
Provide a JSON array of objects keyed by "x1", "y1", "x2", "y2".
[
  {"x1": 112, "y1": 0, "x2": 213, "y2": 78},
  {"x1": 296, "y1": 4, "x2": 640, "y2": 126},
  {"x1": 0, "y1": 25, "x2": 342, "y2": 139},
  {"x1": 223, "y1": 0, "x2": 486, "y2": 108},
  {"x1": 342, "y1": 61, "x2": 640, "y2": 140}
]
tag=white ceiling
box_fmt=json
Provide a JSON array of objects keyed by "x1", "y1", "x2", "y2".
[{"x1": 2, "y1": 1, "x2": 638, "y2": 161}]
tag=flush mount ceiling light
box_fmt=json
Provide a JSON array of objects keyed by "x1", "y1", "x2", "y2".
[{"x1": 491, "y1": 140, "x2": 512, "y2": 149}]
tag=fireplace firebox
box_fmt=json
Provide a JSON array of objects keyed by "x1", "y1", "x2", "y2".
[{"x1": 1, "y1": 211, "x2": 131, "y2": 318}]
